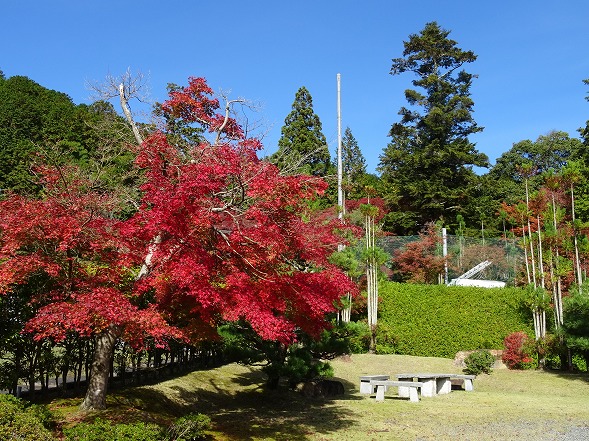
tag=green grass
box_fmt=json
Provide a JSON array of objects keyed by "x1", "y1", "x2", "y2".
[{"x1": 49, "y1": 354, "x2": 589, "y2": 440}]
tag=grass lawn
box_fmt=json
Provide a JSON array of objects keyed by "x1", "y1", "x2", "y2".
[{"x1": 49, "y1": 354, "x2": 589, "y2": 440}]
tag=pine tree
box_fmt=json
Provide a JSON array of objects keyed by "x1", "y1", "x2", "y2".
[
  {"x1": 272, "y1": 86, "x2": 331, "y2": 176},
  {"x1": 342, "y1": 127, "x2": 367, "y2": 192},
  {"x1": 580, "y1": 78, "x2": 589, "y2": 145},
  {"x1": 379, "y1": 22, "x2": 488, "y2": 234}
]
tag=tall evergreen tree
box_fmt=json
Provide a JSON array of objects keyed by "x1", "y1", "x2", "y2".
[
  {"x1": 272, "y1": 86, "x2": 331, "y2": 176},
  {"x1": 580, "y1": 78, "x2": 589, "y2": 145},
  {"x1": 342, "y1": 127, "x2": 366, "y2": 186},
  {"x1": 379, "y1": 22, "x2": 488, "y2": 235}
]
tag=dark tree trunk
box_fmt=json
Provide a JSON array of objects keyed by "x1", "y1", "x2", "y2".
[{"x1": 80, "y1": 326, "x2": 119, "y2": 410}]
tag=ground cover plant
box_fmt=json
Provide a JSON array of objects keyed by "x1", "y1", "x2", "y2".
[{"x1": 39, "y1": 354, "x2": 589, "y2": 440}]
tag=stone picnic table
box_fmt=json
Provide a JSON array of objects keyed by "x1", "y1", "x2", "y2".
[
  {"x1": 395, "y1": 373, "x2": 475, "y2": 397},
  {"x1": 360, "y1": 373, "x2": 475, "y2": 402}
]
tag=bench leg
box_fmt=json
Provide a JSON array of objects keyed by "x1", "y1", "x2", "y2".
[
  {"x1": 375, "y1": 384, "x2": 386, "y2": 401},
  {"x1": 437, "y1": 378, "x2": 452, "y2": 394},
  {"x1": 408, "y1": 387, "x2": 419, "y2": 402},
  {"x1": 463, "y1": 378, "x2": 474, "y2": 391},
  {"x1": 398, "y1": 385, "x2": 410, "y2": 398},
  {"x1": 420, "y1": 379, "x2": 436, "y2": 397},
  {"x1": 359, "y1": 381, "x2": 372, "y2": 394}
]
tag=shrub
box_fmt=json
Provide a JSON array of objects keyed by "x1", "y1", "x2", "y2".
[
  {"x1": 345, "y1": 320, "x2": 371, "y2": 353},
  {"x1": 463, "y1": 349, "x2": 495, "y2": 375},
  {"x1": 377, "y1": 283, "x2": 533, "y2": 358},
  {"x1": 220, "y1": 320, "x2": 361, "y2": 388},
  {"x1": 166, "y1": 413, "x2": 211, "y2": 441},
  {"x1": 502, "y1": 331, "x2": 535, "y2": 369},
  {"x1": 374, "y1": 323, "x2": 399, "y2": 354},
  {"x1": 63, "y1": 418, "x2": 164, "y2": 441},
  {"x1": 0, "y1": 394, "x2": 56, "y2": 441}
]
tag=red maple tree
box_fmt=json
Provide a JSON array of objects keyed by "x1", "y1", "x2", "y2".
[
  {"x1": 0, "y1": 165, "x2": 181, "y2": 410},
  {"x1": 126, "y1": 77, "x2": 355, "y2": 343},
  {"x1": 0, "y1": 77, "x2": 355, "y2": 409}
]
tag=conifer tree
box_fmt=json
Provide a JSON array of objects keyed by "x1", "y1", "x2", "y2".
[
  {"x1": 379, "y1": 22, "x2": 488, "y2": 234},
  {"x1": 341, "y1": 127, "x2": 367, "y2": 199},
  {"x1": 272, "y1": 86, "x2": 331, "y2": 176},
  {"x1": 580, "y1": 78, "x2": 589, "y2": 145}
]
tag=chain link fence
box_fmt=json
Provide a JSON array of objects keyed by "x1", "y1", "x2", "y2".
[{"x1": 379, "y1": 234, "x2": 524, "y2": 285}]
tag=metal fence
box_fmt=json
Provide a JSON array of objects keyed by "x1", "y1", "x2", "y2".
[{"x1": 379, "y1": 234, "x2": 524, "y2": 285}]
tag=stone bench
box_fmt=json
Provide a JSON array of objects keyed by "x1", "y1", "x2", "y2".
[
  {"x1": 448, "y1": 374, "x2": 475, "y2": 391},
  {"x1": 370, "y1": 380, "x2": 424, "y2": 403},
  {"x1": 396, "y1": 373, "x2": 476, "y2": 397},
  {"x1": 359, "y1": 375, "x2": 390, "y2": 394}
]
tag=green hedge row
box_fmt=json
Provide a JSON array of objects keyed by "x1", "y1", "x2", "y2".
[{"x1": 375, "y1": 282, "x2": 534, "y2": 358}]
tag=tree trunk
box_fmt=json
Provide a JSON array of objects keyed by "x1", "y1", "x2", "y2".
[
  {"x1": 571, "y1": 184, "x2": 583, "y2": 289},
  {"x1": 521, "y1": 225, "x2": 531, "y2": 285},
  {"x1": 119, "y1": 83, "x2": 143, "y2": 145},
  {"x1": 525, "y1": 179, "x2": 537, "y2": 288},
  {"x1": 537, "y1": 216, "x2": 545, "y2": 289},
  {"x1": 80, "y1": 326, "x2": 120, "y2": 410}
]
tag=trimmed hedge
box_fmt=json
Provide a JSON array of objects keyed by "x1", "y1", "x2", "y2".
[{"x1": 376, "y1": 282, "x2": 534, "y2": 358}]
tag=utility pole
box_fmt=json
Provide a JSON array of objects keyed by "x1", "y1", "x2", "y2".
[
  {"x1": 336, "y1": 73, "x2": 351, "y2": 323},
  {"x1": 337, "y1": 73, "x2": 343, "y2": 220}
]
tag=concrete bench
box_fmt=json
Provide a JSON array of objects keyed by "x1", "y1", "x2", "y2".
[
  {"x1": 370, "y1": 380, "x2": 424, "y2": 403},
  {"x1": 396, "y1": 373, "x2": 476, "y2": 397},
  {"x1": 359, "y1": 375, "x2": 389, "y2": 394},
  {"x1": 448, "y1": 374, "x2": 475, "y2": 391}
]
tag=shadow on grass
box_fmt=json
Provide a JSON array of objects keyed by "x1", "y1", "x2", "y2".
[
  {"x1": 176, "y1": 386, "x2": 359, "y2": 440},
  {"x1": 101, "y1": 368, "x2": 362, "y2": 440},
  {"x1": 547, "y1": 368, "x2": 589, "y2": 383}
]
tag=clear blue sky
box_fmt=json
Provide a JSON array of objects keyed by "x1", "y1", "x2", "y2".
[{"x1": 2, "y1": 1, "x2": 589, "y2": 174}]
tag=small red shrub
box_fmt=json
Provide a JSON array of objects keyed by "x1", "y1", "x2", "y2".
[{"x1": 502, "y1": 331, "x2": 534, "y2": 369}]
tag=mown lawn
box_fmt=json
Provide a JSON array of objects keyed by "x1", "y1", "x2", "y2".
[{"x1": 49, "y1": 354, "x2": 589, "y2": 440}]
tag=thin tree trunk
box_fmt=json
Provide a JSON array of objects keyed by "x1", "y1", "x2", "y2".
[
  {"x1": 522, "y1": 225, "x2": 531, "y2": 285},
  {"x1": 119, "y1": 83, "x2": 143, "y2": 145},
  {"x1": 366, "y1": 211, "x2": 377, "y2": 353},
  {"x1": 537, "y1": 216, "x2": 545, "y2": 289},
  {"x1": 80, "y1": 326, "x2": 120, "y2": 410},
  {"x1": 551, "y1": 196, "x2": 564, "y2": 328},
  {"x1": 571, "y1": 184, "x2": 583, "y2": 289},
  {"x1": 525, "y1": 179, "x2": 537, "y2": 288}
]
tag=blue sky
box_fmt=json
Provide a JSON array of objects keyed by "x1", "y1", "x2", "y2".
[{"x1": 2, "y1": 1, "x2": 589, "y2": 174}]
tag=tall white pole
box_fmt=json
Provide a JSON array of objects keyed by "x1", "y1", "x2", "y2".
[
  {"x1": 336, "y1": 74, "x2": 351, "y2": 323},
  {"x1": 443, "y1": 227, "x2": 448, "y2": 285},
  {"x1": 337, "y1": 73, "x2": 343, "y2": 220}
]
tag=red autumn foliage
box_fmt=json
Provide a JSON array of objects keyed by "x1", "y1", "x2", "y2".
[
  {"x1": 391, "y1": 223, "x2": 446, "y2": 283},
  {"x1": 124, "y1": 78, "x2": 356, "y2": 344},
  {"x1": 0, "y1": 166, "x2": 181, "y2": 350},
  {"x1": 161, "y1": 76, "x2": 244, "y2": 139},
  {"x1": 0, "y1": 77, "x2": 357, "y2": 409},
  {"x1": 345, "y1": 197, "x2": 388, "y2": 224},
  {"x1": 0, "y1": 75, "x2": 356, "y2": 375},
  {"x1": 502, "y1": 331, "x2": 534, "y2": 369}
]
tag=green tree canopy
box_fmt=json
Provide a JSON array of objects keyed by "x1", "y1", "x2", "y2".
[
  {"x1": 488, "y1": 131, "x2": 583, "y2": 203},
  {"x1": 341, "y1": 127, "x2": 368, "y2": 200},
  {"x1": 0, "y1": 75, "x2": 137, "y2": 200},
  {"x1": 0, "y1": 75, "x2": 80, "y2": 194},
  {"x1": 0, "y1": 75, "x2": 139, "y2": 217},
  {"x1": 378, "y1": 22, "x2": 488, "y2": 235},
  {"x1": 271, "y1": 86, "x2": 331, "y2": 177}
]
